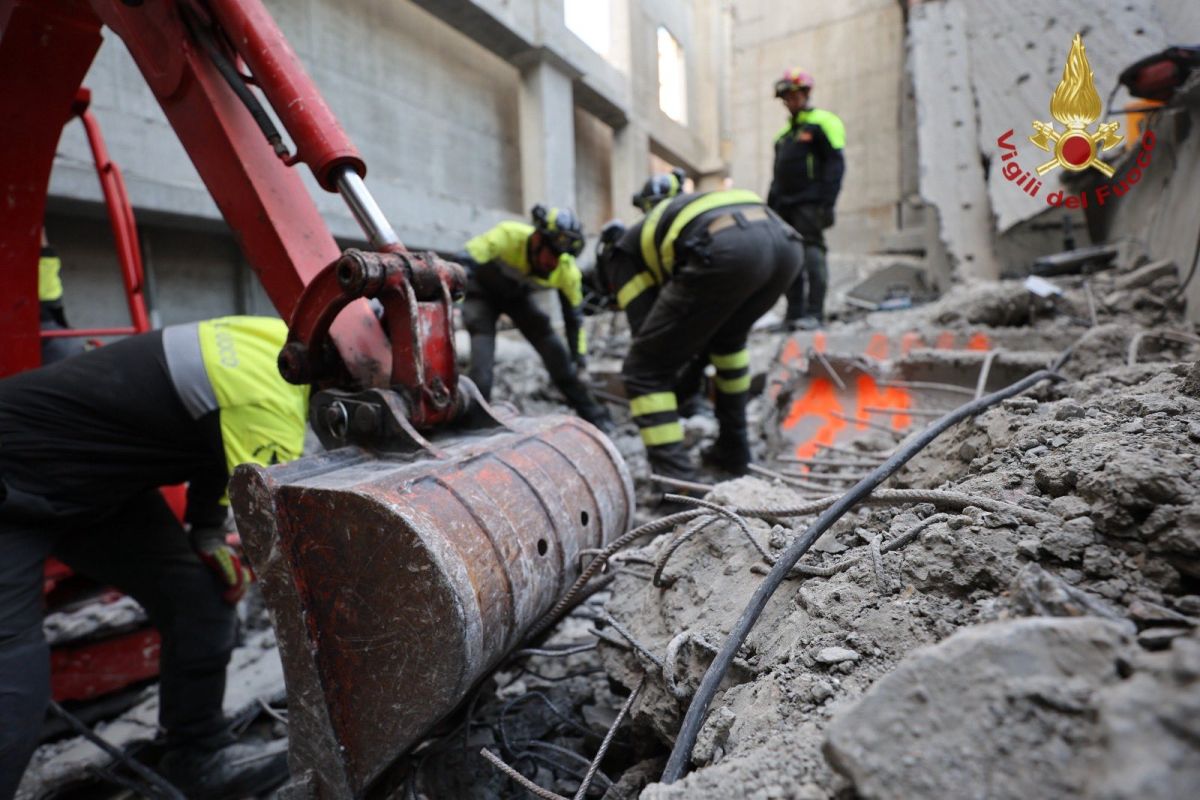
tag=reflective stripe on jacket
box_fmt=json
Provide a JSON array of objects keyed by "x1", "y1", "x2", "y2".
[
  {"x1": 162, "y1": 316, "x2": 309, "y2": 480},
  {"x1": 637, "y1": 189, "x2": 762, "y2": 280},
  {"x1": 612, "y1": 189, "x2": 765, "y2": 309},
  {"x1": 38, "y1": 251, "x2": 63, "y2": 302}
]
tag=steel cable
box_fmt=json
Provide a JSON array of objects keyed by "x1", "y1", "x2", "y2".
[{"x1": 660, "y1": 368, "x2": 1062, "y2": 782}]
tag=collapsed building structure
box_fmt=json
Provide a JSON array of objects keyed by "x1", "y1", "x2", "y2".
[{"x1": 13, "y1": 1, "x2": 1200, "y2": 799}]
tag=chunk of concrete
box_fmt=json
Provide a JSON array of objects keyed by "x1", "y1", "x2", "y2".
[
  {"x1": 815, "y1": 647, "x2": 860, "y2": 665},
  {"x1": 1115, "y1": 259, "x2": 1178, "y2": 291},
  {"x1": 1087, "y1": 630, "x2": 1200, "y2": 800},
  {"x1": 824, "y1": 617, "x2": 1130, "y2": 800}
]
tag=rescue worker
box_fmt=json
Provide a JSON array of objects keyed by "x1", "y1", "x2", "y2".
[
  {"x1": 37, "y1": 230, "x2": 85, "y2": 365},
  {"x1": 767, "y1": 68, "x2": 845, "y2": 330},
  {"x1": 595, "y1": 181, "x2": 804, "y2": 479},
  {"x1": 632, "y1": 167, "x2": 687, "y2": 213},
  {"x1": 460, "y1": 205, "x2": 613, "y2": 432},
  {"x1": 621, "y1": 170, "x2": 707, "y2": 419},
  {"x1": 0, "y1": 316, "x2": 306, "y2": 800}
]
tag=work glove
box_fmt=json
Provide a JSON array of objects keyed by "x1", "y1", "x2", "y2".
[{"x1": 189, "y1": 525, "x2": 253, "y2": 605}]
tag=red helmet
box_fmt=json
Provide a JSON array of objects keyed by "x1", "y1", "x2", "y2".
[{"x1": 774, "y1": 68, "x2": 814, "y2": 97}]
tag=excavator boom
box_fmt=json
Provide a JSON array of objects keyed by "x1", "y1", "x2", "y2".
[{"x1": 0, "y1": 2, "x2": 632, "y2": 796}]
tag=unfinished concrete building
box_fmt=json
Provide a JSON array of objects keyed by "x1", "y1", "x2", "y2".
[{"x1": 8, "y1": 0, "x2": 1200, "y2": 798}]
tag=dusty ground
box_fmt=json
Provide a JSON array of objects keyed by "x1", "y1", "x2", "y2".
[
  {"x1": 22, "y1": 252, "x2": 1200, "y2": 799},
  {"x1": 587, "y1": 260, "x2": 1200, "y2": 799}
]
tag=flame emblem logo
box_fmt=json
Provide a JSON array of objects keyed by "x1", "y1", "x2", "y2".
[{"x1": 1030, "y1": 34, "x2": 1122, "y2": 177}]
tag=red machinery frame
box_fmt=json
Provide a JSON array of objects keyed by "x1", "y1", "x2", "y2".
[
  {"x1": 41, "y1": 87, "x2": 154, "y2": 345},
  {"x1": 1, "y1": 6, "x2": 635, "y2": 793},
  {"x1": 0, "y1": 0, "x2": 458, "y2": 705},
  {"x1": 0, "y1": 0, "x2": 439, "y2": 400}
]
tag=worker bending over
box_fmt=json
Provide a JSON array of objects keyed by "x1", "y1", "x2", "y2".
[
  {"x1": 460, "y1": 205, "x2": 613, "y2": 432},
  {"x1": 0, "y1": 316, "x2": 307, "y2": 800},
  {"x1": 596, "y1": 180, "x2": 804, "y2": 479}
]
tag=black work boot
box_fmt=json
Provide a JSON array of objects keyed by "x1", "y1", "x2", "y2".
[
  {"x1": 558, "y1": 377, "x2": 616, "y2": 434},
  {"x1": 701, "y1": 438, "x2": 751, "y2": 476},
  {"x1": 646, "y1": 441, "x2": 698, "y2": 483},
  {"x1": 703, "y1": 391, "x2": 751, "y2": 476},
  {"x1": 159, "y1": 738, "x2": 289, "y2": 800}
]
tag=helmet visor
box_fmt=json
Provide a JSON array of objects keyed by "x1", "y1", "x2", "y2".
[{"x1": 547, "y1": 229, "x2": 584, "y2": 257}]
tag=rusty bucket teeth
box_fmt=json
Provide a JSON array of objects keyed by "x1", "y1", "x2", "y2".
[{"x1": 230, "y1": 413, "x2": 632, "y2": 799}]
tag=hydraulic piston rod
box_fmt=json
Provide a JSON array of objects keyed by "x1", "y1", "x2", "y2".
[{"x1": 333, "y1": 166, "x2": 401, "y2": 251}]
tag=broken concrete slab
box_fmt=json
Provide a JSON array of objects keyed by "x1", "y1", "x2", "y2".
[
  {"x1": 844, "y1": 262, "x2": 935, "y2": 311},
  {"x1": 1114, "y1": 258, "x2": 1178, "y2": 291},
  {"x1": 824, "y1": 617, "x2": 1131, "y2": 800},
  {"x1": 962, "y1": 0, "x2": 1169, "y2": 234},
  {"x1": 908, "y1": 1, "x2": 999, "y2": 279},
  {"x1": 1088, "y1": 629, "x2": 1200, "y2": 799},
  {"x1": 1031, "y1": 243, "x2": 1120, "y2": 278}
]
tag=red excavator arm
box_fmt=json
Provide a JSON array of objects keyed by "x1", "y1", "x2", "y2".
[
  {"x1": 0, "y1": 3, "x2": 633, "y2": 797},
  {"x1": 0, "y1": 0, "x2": 458, "y2": 428}
]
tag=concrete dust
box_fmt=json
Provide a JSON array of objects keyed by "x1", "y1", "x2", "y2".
[
  {"x1": 25, "y1": 268, "x2": 1198, "y2": 799},
  {"x1": 18, "y1": 618, "x2": 285, "y2": 800},
  {"x1": 586, "y1": 260, "x2": 1200, "y2": 798}
]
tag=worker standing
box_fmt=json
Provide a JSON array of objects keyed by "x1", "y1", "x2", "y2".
[
  {"x1": 460, "y1": 205, "x2": 613, "y2": 432},
  {"x1": 595, "y1": 181, "x2": 803, "y2": 479},
  {"x1": 767, "y1": 68, "x2": 845, "y2": 330},
  {"x1": 37, "y1": 230, "x2": 85, "y2": 365},
  {"x1": 0, "y1": 316, "x2": 306, "y2": 800}
]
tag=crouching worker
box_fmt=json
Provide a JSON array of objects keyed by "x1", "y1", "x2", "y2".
[
  {"x1": 0, "y1": 316, "x2": 308, "y2": 800},
  {"x1": 595, "y1": 182, "x2": 803, "y2": 480},
  {"x1": 459, "y1": 205, "x2": 614, "y2": 432}
]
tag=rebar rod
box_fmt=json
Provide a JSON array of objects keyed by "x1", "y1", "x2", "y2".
[{"x1": 661, "y1": 368, "x2": 1062, "y2": 783}]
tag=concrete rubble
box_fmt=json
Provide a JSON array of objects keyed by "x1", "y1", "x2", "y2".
[
  {"x1": 19, "y1": 4, "x2": 1200, "y2": 800},
  {"x1": 586, "y1": 248, "x2": 1200, "y2": 798},
  {"x1": 377, "y1": 232, "x2": 1191, "y2": 800},
  {"x1": 24, "y1": 230, "x2": 1200, "y2": 800}
]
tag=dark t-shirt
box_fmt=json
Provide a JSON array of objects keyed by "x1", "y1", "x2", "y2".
[{"x1": 0, "y1": 331, "x2": 227, "y2": 527}]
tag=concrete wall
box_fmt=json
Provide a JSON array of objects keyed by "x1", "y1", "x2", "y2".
[
  {"x1": 1098, "y1": 77, "x2": 1200, "y2": 322},
  {"x1": 51, "y1": 0, "x2": 523, "y2": 252},
  {"x1": 728, "y1": 0, "x2": 905, "y2": 254},
  {"x1": 907, "y1": 0, "x2": 1196, "y2": 280},
  {"x1": 44, "y1": 0, "x2": 729, "y2": 326},
  {"x1": 42, "y1": 209, "x2": 275, "y2": 331},
  {"x1": 574, "y1": 107, "x2": 615, "y2": 232}
]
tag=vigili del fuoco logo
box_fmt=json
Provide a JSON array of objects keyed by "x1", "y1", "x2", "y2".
[{"x1": 995, "y1": 33, "x2": 1155, "y2": 209}]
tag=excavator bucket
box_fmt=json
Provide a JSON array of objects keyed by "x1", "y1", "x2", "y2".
[{"x1": 230, "y1": 400, "x2": 632, "y2": 799}]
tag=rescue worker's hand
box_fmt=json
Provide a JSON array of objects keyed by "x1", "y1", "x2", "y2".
[{"x1": 189, "y1": 525, "x2": 252, "y2": 605}]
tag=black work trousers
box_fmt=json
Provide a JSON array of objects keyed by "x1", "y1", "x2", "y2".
[
  {"x1": 462, "y1": 264, "x2": 607, "y2": 426},
  {"x1": 623, "y1": 215, "x2": 803, "y2": 469},
  {"x1": 782, "y1": 203, "x2": 831, "y2": 322},
  {"x1": 0, "y1": 489, "x2": 236, "y2": 799}
]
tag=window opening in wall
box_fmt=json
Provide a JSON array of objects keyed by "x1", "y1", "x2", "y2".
[
  {"x1": 565, "y1": 0, "x2": 611, "y2": 57},
  {"x1": 657, "y1": 26, "x2": 687, "y2": 124}
]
